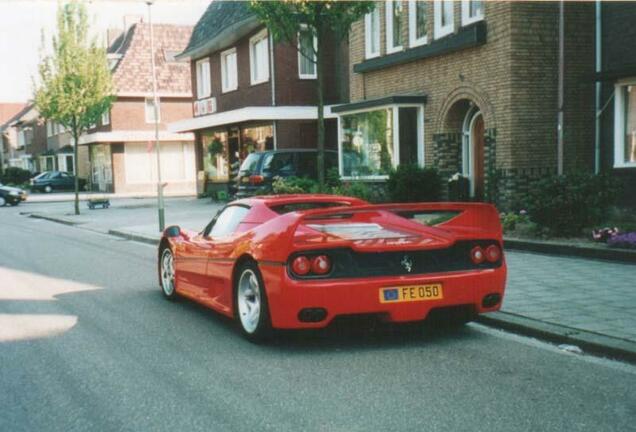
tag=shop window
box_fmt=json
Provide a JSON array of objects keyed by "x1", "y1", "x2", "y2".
[
  {"x1": 340, "y1": 108, "x2": 394, "y2": 178},
  {"x1": 409, "y1": 0, "x2": 428, "y2": 47},
  {"x1": 434, "y1": 0, "x2": 454, "y2": 39},
  {"x1": 203, "y1": 131, "x2": 229, "y2": 181},
  {"x1": 615, "y1": 83, "x2": 636, "y2": 167},
  {"x1": 241, "y1": 124, "x2": 274, "y2": 159},
  {"x1": 386, "y1": 0, "x2": 404, "y2": 54},
  {"x1": 365, "y1": 7, "x2": 381, "y2": 59},
  {"x1": 461, "y1": 0, "x2": 484, "y2": 26}
]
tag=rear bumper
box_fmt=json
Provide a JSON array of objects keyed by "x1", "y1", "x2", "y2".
[{"x1": 259, "y1": 262, "x2": 507, "y2": 329}]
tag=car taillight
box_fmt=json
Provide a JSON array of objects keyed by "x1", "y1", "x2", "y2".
[
  {"x1": 249, "y1": 175, "x2": 264, "y2": 185},
  {"x1": 311, "y1": 255, "x2": 331, "y2": 275},
  {"x1": 470, "y1": 246, "x2": 485, "y2": 264},
  {"x1": 291, "y1": 256, "x2": 311, "y2": 275},
  {"x1": 485, "y1": 244, "x2": 501, "y2": 262}
]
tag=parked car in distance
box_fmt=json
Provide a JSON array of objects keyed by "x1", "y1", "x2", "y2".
[
  {"x1": 30, "y1": 171, "x2": 87, "y2": 193},
  {"x1": 0, "y1": 182, "x2": 27, "y2": 206},
  {"x1": 234, "y1": 149, "x2": 338, "y2": 198}
]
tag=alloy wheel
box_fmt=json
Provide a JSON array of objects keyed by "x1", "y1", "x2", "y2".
[
  {"x1": 237, "y1": 269, "x2": 262, "y2": 334},
  {"x1": 160, "y1": 248, "x2": 175, "y2": 297}
]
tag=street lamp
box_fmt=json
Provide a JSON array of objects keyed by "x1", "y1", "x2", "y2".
[{"x1": 146, "y1": 0, "x2": 165, "y2": 231}]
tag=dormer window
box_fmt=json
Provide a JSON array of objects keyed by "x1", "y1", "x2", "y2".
[
  {"x1": 250, "y1": 29, "x2": 270, "y2": 85},
  {"x1": 221, "y1": 47, "x2": 238, "y2": 92},
  {"x1": 196, "y1": 58, "x2": 211, "y2": 99},
  {"x1": 298, "y1": 25, "x2": 317, "y2": 79}
]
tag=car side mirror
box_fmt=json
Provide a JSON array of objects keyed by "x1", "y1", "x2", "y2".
[{"x1": 164, "y1": 225, "x2": 181, "y2": 238}]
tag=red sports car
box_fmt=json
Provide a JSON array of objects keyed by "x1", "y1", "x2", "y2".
[{"x1": 158, "y1": 194, "x2": 507, "y2": 341}]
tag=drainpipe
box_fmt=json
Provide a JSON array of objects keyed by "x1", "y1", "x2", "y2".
[
  {"x1": 557, "y1": 0, "x2": 565, "y2": 175},
  {"x1": 269, "y1": 32, "x2": 277, "y2": 149},
  {"x1": 594, "y1": 0, "x2": 601, "y2": 173}
]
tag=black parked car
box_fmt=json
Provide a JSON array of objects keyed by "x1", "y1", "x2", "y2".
[
  {"x1": 0, "y1": 183, "x2": 27, "y2": 206},
  {"x1": 234, "y1": 149, "x2": 338, "y2": 198},
  {"x1": 31, "y1": 171, "x2": 87, "y2": 193}
]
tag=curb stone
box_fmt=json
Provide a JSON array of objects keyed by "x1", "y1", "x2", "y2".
[
  {"x1": 504, "y1": 238, "x2": 636, "y2": 264},
  {"x1": 28, "y1": 213, "x2": 82, "y2": 226},
  {"x1": 477, "y1": 311, "x2": 636, "y2": 364},
  {"x1": 108, "y1": 229, "x2": 160, "y2": 246}
]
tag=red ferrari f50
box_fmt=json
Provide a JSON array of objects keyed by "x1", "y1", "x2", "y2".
[{"x1": 158, "y1": 194, "x2": 507, "y2": 341}]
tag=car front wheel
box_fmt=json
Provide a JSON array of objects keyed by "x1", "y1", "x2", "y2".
[
  {"x1": 235, "y1": 262, "x2": 271, "y2": 342},
  {"x1": 0, "y1": 196, "x2": 5, "y2": 206},
  {"x1": 44, "y1": 185, "x2": 52, "y2": 193},
  {"x1": 159, "y1": 248, "x2": 177, "y2": 300}
]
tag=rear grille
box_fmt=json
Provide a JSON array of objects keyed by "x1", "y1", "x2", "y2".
[{"x1": 288, "y1": 240, "x2": 502, "y2": 280}]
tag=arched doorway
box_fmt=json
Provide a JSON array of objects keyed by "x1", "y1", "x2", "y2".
[{"x1": 462, "y1": 105, "x2": 485, "y2": 199}]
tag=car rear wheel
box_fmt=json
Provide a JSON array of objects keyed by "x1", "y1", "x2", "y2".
[
  {"x1": 160, "y1": 248, "x2": 177, "y2": 300},
  {"x1": 44, "y1": 185, "x2": 52, "y2": 193},
  {"x1": 0, "y1": 196, "x2": 5, "y2": 206},
  {"x1": 235, "y1": 262, "x2": 271, "y2": 342}
]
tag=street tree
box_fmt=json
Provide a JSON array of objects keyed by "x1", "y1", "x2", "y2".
[
  {"x1": 250, "y1": 0, "x2": 375, "y2": 187},
  {"x1": 34, "y1": 1, "x2": 113, "y2": 214}
]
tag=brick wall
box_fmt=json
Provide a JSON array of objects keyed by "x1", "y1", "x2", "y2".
[
  {"x1": 348, "y1": 1, "x2": 595, "y2": 208},
  {"x1": 110, "y1": 97, "x2": 192, "y2": 131}
]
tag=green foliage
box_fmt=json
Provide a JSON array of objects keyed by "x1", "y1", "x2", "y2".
[
  {"x1": 34, "y1": 1, "x2": 114, "y2": 214},
  {"x1": 325, "y1": 167, "x2": 342, "y2": 189},
  {"x1": 208, "y1": 139, "x2": 224, "y2": 157},
  {"x1": 272, "y1": 176, "x2": 319, "y2": 194},
  {"x1": 523, "y1": 172, "x2": 620, "y2": 237},
  {"x1": 1, "y1": 167, "x2": 32, "y2": 185},
  {"x1": 500, "y1": 212, "x2": 530, "y2": 233},
  {"x1": 331, "y1": 181, "x2": 374, "y2": 202},
  {"x1": 386, "y1": 164, "x2": 442, "y2": 203}
]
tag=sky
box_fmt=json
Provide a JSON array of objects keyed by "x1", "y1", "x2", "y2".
[{"x1": 0, "y1": 0, "x2": 211, "y2": 103}]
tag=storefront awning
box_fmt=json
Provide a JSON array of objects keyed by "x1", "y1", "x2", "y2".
[
  {"x1": 331, "y1": 95, "x2": 427, "y2": 114},
  {"x1": 168, "y1": 106, "x2": 338, "y2": 133},
  {"x1": 78, "y1": 130, "x2": 194, "y2": 145}
]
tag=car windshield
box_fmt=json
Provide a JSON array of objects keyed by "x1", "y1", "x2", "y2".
[
  {"x1": 239, "y1": 153, "x2": 261, "y2": 174},
  {"x1": 34, "y1": 172, "x2": 51, "y2": 180}
]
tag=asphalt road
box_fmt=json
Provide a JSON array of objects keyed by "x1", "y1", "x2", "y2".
[{"x1": 1, "y1": 207, "x2": 635, "y2": 432}]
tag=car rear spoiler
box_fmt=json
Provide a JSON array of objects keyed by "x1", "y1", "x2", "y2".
[{"x1": 285, "y1": 202, "x2": 503, "y2": 248}]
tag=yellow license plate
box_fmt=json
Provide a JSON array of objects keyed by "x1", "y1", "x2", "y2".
[{"x1": 379, "y1": 284, "x2": 443, "y2": 304}]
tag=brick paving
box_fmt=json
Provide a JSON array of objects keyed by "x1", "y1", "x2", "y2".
[{"x1": 503, "y1": 251, "x2": 636, "y2": 343}]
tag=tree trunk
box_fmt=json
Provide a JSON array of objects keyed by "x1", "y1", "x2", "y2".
[
  {"x1": 316, "y1": 25, "x2": 325, "y2": 188},
  {"x1": 73, "y1": 126, "x2": 80, "y2": 215}
]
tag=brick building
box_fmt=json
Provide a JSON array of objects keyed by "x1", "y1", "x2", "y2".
[
  {"x1": 79, "y1": 22, "x2": 195, "y2": 194},
  {"x1": 169, "y1": 0, "x2": 347, "y2": 196},
  {"x1": 336, "y1": 0, "x2": 595, "y2": 207},
  {"x1": 1, "y1": 103, "x2": 29, "y2": 172},
  {"x1": 596, "y1": 2, "x2": 636, "y2": 206},
  {"x1": 3, "y1": 105, "x2": 48, "y2": 173}
]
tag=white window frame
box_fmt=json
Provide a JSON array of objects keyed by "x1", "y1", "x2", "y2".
[
  {"x1": 46, "y1": 121, "x2": 53, "y2": 137},
  {"x1": 337, "y1": 104, "x2": 425, "y2": 180},
  {"x1": 220, "y1": 47, "x2": 238, "y2": 93},
  {"x1": 434, "y1": 0, "x2": 454, "y2": 39},
  {"x1": 461, "y1": 0, "x2": 484, "y2": 26},
  {"x1": 297, "y1": 25, "x2": 317, "y2": 79},
  {"x1": 145, "y1": 97, "x2": 160, "y2": 124},
  {"x1": 101, "y1": 110, "x2": 110, "y2": 126},
  {"x1": 385, "y1": 0, "x2": 404, "y2": 54},
  {"x1": 195, "y1": 58, "x2": 211, "y2": 99},
  {"x1": 408, "y1": 0, "x2": 429, "y2": 48},
  {"x1": 614, "y1": 81, "x2": 636, "y2": 168},
  {"x1": 249, "y1": 29, "x2": 270, "y2": 86},
  {"x1": 364, "y1": 8, "x2": 381, "y2": 59}
]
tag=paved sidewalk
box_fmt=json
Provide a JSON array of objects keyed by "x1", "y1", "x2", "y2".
[
  {"x1": 24, "y1": 190, "x2": 195, "y2": 203},
  {"x1": 14, "y1": 197, "x2": 636, "y2": 358},
  {"x1": 502, "y1": 251, "x2": 635, "y2": 342}
]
